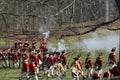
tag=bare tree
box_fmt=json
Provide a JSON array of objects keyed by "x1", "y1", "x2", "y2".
[{"x1": 0, "y1": 0, "x2": 119, "y2": 39}]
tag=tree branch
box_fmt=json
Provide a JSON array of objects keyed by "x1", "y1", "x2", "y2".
[
  {"x1": 0, "y1": 12, "x2": 42, "y2": 18},
  {"x1": 59, "y1": 17, "x2": 120, "y2": 37}
]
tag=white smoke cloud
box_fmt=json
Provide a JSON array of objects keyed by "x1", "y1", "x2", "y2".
[
  {"x1": 39, "y1": 27, "x2": 50, "y2": 38},
  {"x1": 47, "y1": 39, "x2": 66, "y2": 52},
  {"x1": 47, "y1": 43, "x2": 56, "y2": 52},
  {"x1": 42, "y1": 31, "x2": 50, "y2": 39},
  {"x1": 57, "y1": 39, "x2": 66, "y2": 52},
  {"x1": 79, "y1": 32, "x2": 119, "y2": 53},
  {"x1": 39, "y1": 27, "x2": 45, "y2": 33}
]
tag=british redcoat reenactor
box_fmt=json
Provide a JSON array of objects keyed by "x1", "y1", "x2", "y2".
[
  {"x1": 54, "y1": 52, "x2": 60, "y2": 64},
  {"x1": 18, "y1": 39, "x2": 22, "y2": 49},
  {"x1": 29, "y1": 59, "x2": 38, "y2": 80},
  {"x1": 13, "y1": 51, "x2": 19, "y2": 68},
  {"x1": 43, "y1": 52, "x2": 50, "y2": 77},
  {"x1": 94, "y1": 53, "x2": 103, "y2": 69},
  {"x1": 23, "y1": 40, "x2": 29, "y2": 51},
  {"x1": 30, "y1": 51, "x2": 35, "y2": 61},
  {"x1": 92, "y1": 69, "x2": 100, "y2": 80},
  {"x1": 42, "y1": 52, "x2": 49, "y2": 70},
  {"x1": 22, "y1": 51, "x2": 28, "y2": 60},
  {"x1": 2, "y1": 50, "x2": 9, "y2": 68},
  {"x1": 37, "y1": 51, "x2": 43, "y2": 71},
  {"x1": 103, "y1": 70, "x2": 110, "y2": 79},
  {"x1": 20, "y1": 57, "x2": 29, "y2": 79},
  {"x1": 46, "y1": 53, "x2": 55, "y2": 78},
  {"x1": 108, "y1": 47, "x2": 117, "y2": 65},
  {"x1": 94, "y1": 53, "x2": 103, "y2": 77},
  {"x1": 60, "y1": 51, "x2": 67, "y2": 70},
  {"x1": 109, "y1": 64, "x2": 119, "y2": 77},
  {"x1": 32, "y1": 39, "x2": 37, "y2": 50},
  {"x1": 39, "y1": 38, "x2": 47, "y2": 51},
  {"x1": 84, "y1": 52, "x2": 93, "y2": 78},
  {"x1": 77, "y1": 54, "x2": 86, "y2": 79}
]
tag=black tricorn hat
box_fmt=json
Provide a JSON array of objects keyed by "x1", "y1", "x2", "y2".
[
  {"x1": 62, "y1": 50, "x2": 65, "y2": 54},
  {"x1": 77, "y1": 53, "x2": 81, "y2": 58},
  {"x1": 111, "y1": 47, "x2": 116, "y2": 52},
  {"x1": 99, "y1": 52, "x2": 102, "y2": 56},
  {"x1": 73, "y1": 57, "x2": 79, "y2": 60},
  {"x1": 87, "y1": 52, "x2": 91, "y2": 56},
  {"x1": 31, "y1": 59, "x2": 35, "y2": 62},
  {"x1": 56, "y1": 52, "x2": 60, "y2": 55}
]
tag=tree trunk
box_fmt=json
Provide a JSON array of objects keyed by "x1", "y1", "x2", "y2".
[
  {"x1": 105, "y1": 0, "x2": 109, "y2": 22},
  {"x1": 115, "y1": 0, "x2": 120, "y2": 16}
]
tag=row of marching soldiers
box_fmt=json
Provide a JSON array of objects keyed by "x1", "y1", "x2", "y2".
[
  {"x1": 0, "y1": 38, "x2": 46, "y2": 68},
  {"x1": 71, "y1": 47, "x2": 119, "y2": 80},
  {"x1": 14, "y1": 38, "x2": 47, "y2": 52},
  {"x1": 0, "y1": 48, "x2": 29, "y2": 69},
  {"x1": 20, "y1": 49, "x2": 67, "y2": 80},
  {"x1": 0, "y1": 34, "x2": 48, "y2": 69}
]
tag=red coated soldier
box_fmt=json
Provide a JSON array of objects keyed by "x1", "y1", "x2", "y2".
[
  {"x1": 77, "y1": 54, "x2": 86, "y2": 79},
  {"x1": 103, "y1": 70, "x2": 110, "y2": 79},
  {"x1": 34, "y1": 54, "x2": 39, "y2": 67},
  {"x1": 22, "y1": 51, "x2": 28, "y2": 60},
  {"x1": 20, "y1": 57, "x2": 29, "y2": 79},
  {"x1": 29, "y1": 59, "x2": 38, "y2": 80},
  {"x1": 92, "y1": 69, "x2": 100, "y2": 80},
  {"x1": 94, "y1": 53, "x2": 103, "y2": 78},
  {"x1": 49, "y1": 53, "x2": 55, "y2": 66},
  {"x1": 54, "y1": 52, "x2": 60, "y2": 64},
  {"x1": 39, "y1": 38, "x2": 47, "y2": 51},
  {"x1": 18, "y1": 40, "x2": 22, "y2": 49},
  {"x1": 109, "y1": 64, "x2": 119, "y2": 77},
  {"x1": 14, "y1": 40, "x2": 18, "y2": 50},
  {"x1": 84, "y1": 52, "x2": 93, "y2": 78},
  {"x1": 60, "y1": 51, "x2": 67, "y2": 70},
  {"x1": 42, "y1": 52, "x2": 49, "y2": 70},
  {"x1": 13, "y1": 51, "x2": 19, "y2": 68},
  {"x1": 108, "y1": 47, "x2": 117, "y2": 65},
  {"x1": 94, "y1": 53, "x2": 103, "y2": 69},
  {"x1": 32, "y1": 40, "x2": 37, "y2": 50},
  {"x1": 45, "y1": 53, "x2": 55, "y2": 78},
  {"x1": 30, "y1": 51, "x2": 35, "y2": 61},
  {"x1": 23, "y1": 40, "x2": 29, "y2": 51}
]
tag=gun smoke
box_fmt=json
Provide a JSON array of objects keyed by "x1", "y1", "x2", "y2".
[
  {"x1": 79, "y1": 32, "x2": 119, "y2": 53},
  {"x1": 47, "y1": 39, "x2": 66, "y2": 53}
]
